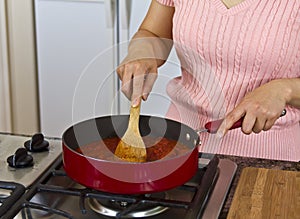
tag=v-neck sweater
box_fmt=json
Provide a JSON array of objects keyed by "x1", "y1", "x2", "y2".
[{"x1": 156, "y1": 0, "x2": 300, "y2": 161}]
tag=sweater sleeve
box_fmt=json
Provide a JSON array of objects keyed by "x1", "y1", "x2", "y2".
[{"x1": 156, "y1": 0, "x2": 174, "y2": 7}]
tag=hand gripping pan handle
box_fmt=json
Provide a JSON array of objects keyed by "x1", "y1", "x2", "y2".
[{"x1": 204, "y1": 109, "x2": 286, "y2": 134}]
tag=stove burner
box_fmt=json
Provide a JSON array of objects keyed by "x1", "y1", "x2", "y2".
[{"x1": 89, "y1": 193, "x2": 169, "y2": 218}]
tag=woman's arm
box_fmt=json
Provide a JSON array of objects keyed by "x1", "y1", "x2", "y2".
[
  {"x1": 217, "y1": 77, "x2": 300, "y2": 136},
  {"x1": 117, "y1": 0, "x2": 175, "y2": 106}
]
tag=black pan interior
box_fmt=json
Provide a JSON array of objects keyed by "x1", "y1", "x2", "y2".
[{"x1": 62, "y1": 115, "x2": 200, "y2": 150}]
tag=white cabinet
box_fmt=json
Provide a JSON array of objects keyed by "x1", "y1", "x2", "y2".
[
  {"x1": 35, "y1": 0, "x2": 181, "y2": 137},
  {"x1": 0, "y1": 0, "x2": 11, "y2": 132},
  {"x1": 35, "y1": 0, "x2": 117, "y2": 137}
]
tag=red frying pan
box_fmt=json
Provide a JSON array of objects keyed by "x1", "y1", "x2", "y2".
[{"x1": 62, "y1": 110, "x2": 286, "y2": 194}]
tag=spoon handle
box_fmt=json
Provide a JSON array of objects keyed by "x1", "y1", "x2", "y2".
[{"x1": 129, "y1": 104, "x2": 141, "y2": 132}]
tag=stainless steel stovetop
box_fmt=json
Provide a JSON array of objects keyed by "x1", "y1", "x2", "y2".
[
  {"x1": 0, "y1": 133, "x2": 62, "y2": 188},
  {"x1": 0, "y1": 133, "x2": 237, "y2": 219}
]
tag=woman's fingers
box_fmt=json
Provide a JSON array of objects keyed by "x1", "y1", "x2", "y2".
[
  {"x1": 132, "y1": 73, "x2": 145, "y2": 107},
  {"x1": 119, "y1": 65, "x2": 133, "y2": 100},
  {"x1": 142, "y1": 70, "x2": 158, "y2": 101},
  {"x1": 217, "y1": 105, "x2": 284, "y2": 137},
  {"x1": 117, "y1": 59, "x2": 158, "y2": 106},
  {"x1": 246, "y1": 116, "x2": 263, "y2": 134},
  {"x1": 217, "y1": 108, "x2": 245, "y2": 137}
]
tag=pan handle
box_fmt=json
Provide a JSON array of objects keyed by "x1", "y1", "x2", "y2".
[{"x1": 204, "y1": 109, "x2": 286, "y2": 134}]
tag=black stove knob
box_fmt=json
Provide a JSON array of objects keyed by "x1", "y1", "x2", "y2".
[
  {"x1": 7, "y1": 148, "x2": 34, "y2": 168},
  {"x1": 24, "y1": 133, "x2": 49, "y2": 152}
]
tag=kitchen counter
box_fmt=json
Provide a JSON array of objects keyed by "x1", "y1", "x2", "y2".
[{"x1": 216, "y1": 154, "x2": 300, "y2": 218}]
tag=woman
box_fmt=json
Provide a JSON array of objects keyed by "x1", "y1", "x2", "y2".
[{"x1": 117, "y1": 0, "x2": 300, "y2": 161}]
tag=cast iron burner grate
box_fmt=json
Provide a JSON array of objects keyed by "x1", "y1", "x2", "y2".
[
  {"x1": 0, "y1": 181, "x2": 25, "y2": 218},
  {"x1": 2, "y1": 156, "x2": 220, "y2": 219},
  {"x1": 88, "y1": 155, "x2": 219, "y2": 219}
]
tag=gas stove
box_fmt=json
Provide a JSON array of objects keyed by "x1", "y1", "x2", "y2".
[{"x1": 0, "y1": 133, "x2": 237, "y2": 219}]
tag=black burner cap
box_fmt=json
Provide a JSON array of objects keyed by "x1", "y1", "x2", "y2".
[
  {"x1": 7, "y1": 148, "x2": 34, "y2": 168},
  {"x1": 24, "y1": 133, "x2": 49, "y2": 152}
]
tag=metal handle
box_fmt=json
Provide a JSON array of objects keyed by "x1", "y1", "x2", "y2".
[
  {"x1": 104, "y1": 0, "x2": 115, "y2": 28},
  {"x1": 120, "y1": 0, "x2": 131, "y2": 29},
  {"x1": 204, "y1": 109, "x2": 287, "y2": 134}
]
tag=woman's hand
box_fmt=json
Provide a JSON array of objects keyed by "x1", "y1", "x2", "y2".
[
  {"x1": 117, "y1": 58, "x2": 158, "y2": 107},
  {"x1": 116, "y1": 0, "x2": 174, "y2": 107},
  {"x1": 217, "y1": 79, "x2": 293, "y2": 136}
]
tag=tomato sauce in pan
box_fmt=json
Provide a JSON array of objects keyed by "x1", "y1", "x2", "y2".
[{"x1": 76, "y1": 136, "x2": 191, "y2": 162}]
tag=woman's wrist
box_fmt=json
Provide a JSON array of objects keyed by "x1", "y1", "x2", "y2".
[
  {"x1": 128, "y1": 30, "x2": 172, "y2": 66},
  {"x1": 274, "y1": 78, "x2": 300, "y2": 108}
]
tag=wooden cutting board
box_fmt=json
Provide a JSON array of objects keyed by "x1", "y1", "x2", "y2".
[{"x1": 227, "y1": 167, "x2": 300, "y2": 219}]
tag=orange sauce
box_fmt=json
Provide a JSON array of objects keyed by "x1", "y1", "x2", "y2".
[{"x1": 76, "y1": 136, "x2": 191, "y2": 162}]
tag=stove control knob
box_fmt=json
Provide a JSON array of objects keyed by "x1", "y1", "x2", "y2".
[
  {"x1": 7, "y1": 148, "x2": 34, "y2": 168},
  {"x1": 24, "y1": 133, "x2": 49, "y2": 152}
]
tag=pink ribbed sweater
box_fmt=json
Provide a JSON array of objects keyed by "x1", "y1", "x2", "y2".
[{"x1": 156, "y1": 0, "x2": 300, "y2": 161}]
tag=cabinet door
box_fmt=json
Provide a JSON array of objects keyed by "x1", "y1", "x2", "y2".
[
  {"x1": 35, "y1": 0, "x2": 117, "y2": 137},
  {"x1": 119, "y1": 0, "x2": 181, "y2": 117}
]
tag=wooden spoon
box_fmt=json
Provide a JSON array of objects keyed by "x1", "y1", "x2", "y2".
[{"x1": 114, "y1": 104, "x2": 147, "y2": 162}]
